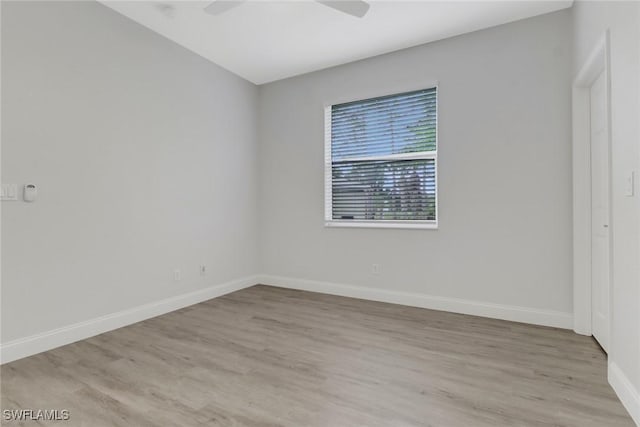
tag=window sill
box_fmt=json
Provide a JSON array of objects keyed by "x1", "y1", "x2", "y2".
[{"x1": 324, "y1": 221, "x2": 438, "y2": 230}]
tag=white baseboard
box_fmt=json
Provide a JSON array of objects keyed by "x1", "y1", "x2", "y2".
[
  {"x1": 258, "y1": 275, "x2": 573, "y2": 329},
  {"x1": 609, "y1": 362, "x2": 640, "y2": 426},
  {"x1": 1, "y1": 274, "x2": 575, "y2": 365},
  {"x1": 0, "y1": 275, "x2": 258, "y2": 365}
]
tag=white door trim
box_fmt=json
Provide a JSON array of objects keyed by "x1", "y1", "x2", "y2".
[{"x1": 572, "y1": 31, "x2": 612, "y2": 341}]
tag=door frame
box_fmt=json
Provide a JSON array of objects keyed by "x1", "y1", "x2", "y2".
[{"x1": 572, "y1": 31, "x2": 613, "y2": 343}]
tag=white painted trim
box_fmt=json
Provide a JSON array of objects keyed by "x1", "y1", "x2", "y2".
[
  {"x1": 572, "y1": 31, "x2": 611, "y2": 337},
  {"x1": 637, "y1": 7, "x2": 640, "y2": 405},
  {"x1": 335, "y1": 151, "x2": 437, "y2": 163},
  {"x1": 0, "y1": 275, "x2": 259, "y2": 365},
  {"x1": 258, "y1": 275, "x2": 573, "y2": 329},
  {"x1": 609, "y1": 362, "x2": 640, "y2": 426},
  {"x1": 324, "y1": 105, "x2": 333, "y2": 222},
  {"x1": 325, "y1": 220, "x2": 437, "y2": 230}
]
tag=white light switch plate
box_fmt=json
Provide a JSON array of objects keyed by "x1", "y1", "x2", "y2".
[
  {"x1": 624, "y1": 171, "x2": 635, "y2": 197},
  {"x1": 1, "y1": 184, "x2": 18, "y2": 201}
]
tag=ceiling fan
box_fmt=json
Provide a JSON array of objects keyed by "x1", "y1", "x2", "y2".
[{"x1": 203, "y1": 0, "x2": 371, "y2": 18}]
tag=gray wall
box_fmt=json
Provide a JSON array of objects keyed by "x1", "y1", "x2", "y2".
[
  {"x1": 258, "y1": 10, "x2": 573, "y2": 314},
  {"x1": 572, "y1": 0, "x2": 640, "y2": 404},
  {"x1": 1, "y1": 1, "x2": 258, "y2": 342},
  {"x1": 1, "y1": 1, "x2": 580, "y2": 352}
]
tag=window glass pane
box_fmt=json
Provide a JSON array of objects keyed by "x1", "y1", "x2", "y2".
[
  {"x1": 332, "y1": 159, "x2": 436, "y2": 221},
  {"x1": 332, "y1": 88, "x2": 436, "y2": 160}
]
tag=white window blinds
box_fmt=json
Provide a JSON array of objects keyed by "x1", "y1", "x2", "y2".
[{"x1": 324, "y1": 87, "x2": 438, "y2": 228}]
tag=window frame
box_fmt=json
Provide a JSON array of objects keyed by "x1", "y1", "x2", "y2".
[{"x1": 324, "y1": 84, "x2": 439, "y2": 230}]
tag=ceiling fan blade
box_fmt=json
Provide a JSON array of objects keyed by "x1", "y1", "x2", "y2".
[
  {"x1": 316, "y1": 0, "x2": 370, "y2": 18},
  {"x1": 204, "y1": 0, "x2": 245, "y2": 16}
]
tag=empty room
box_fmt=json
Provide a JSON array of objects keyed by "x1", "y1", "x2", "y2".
[{"x1": 1, "y1": 0, "x2": 639, "y2": 425}]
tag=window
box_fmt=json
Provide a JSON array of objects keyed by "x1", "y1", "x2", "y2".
[{"x1": 324, "y1": 87, "x2": 438, "y2": 229}]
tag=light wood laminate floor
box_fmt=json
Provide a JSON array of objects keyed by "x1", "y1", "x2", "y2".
[{"x1": 1, "y1": 285, "x2": 634, "y2": 426}]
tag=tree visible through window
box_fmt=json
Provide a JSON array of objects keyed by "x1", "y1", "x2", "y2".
[{"x1": 325, "y1": 87, "x2": 437, "y2": 226}]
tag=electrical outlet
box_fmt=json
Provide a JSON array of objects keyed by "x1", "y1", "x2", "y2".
[
  {"x1": 200, "y1": 265, "x2": 206, "y2": 276},
  {"x1": 372, "y1": 263, "x2": 380, "y2": 275},
  {"x1": 173, "y1": 269, "x2": 181, "y2": 281}
]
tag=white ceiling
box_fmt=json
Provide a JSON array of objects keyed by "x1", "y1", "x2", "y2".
[{"x1": 100, "y1": 0, "x2": 573, "y2": 84}]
